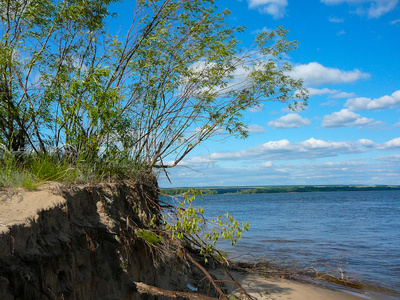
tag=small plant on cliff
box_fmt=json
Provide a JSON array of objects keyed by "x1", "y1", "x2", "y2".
[{"x1": 163, "y1": 189, "x2": 250, "y2": 262}]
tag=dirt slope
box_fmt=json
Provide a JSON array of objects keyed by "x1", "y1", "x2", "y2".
[{"x1": 0, "y1": 182, "x2": 215, "y2": 300}]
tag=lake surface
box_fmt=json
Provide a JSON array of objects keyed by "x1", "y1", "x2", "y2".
[{"x1": 189, "y1": 190, "x2": 400, "y2": 299}]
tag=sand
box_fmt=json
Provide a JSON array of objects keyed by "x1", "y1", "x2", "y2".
[
  {"x1": 0, "y1": 184, "x2": 65, "y2": 233},
  {"x1": 213, "y1": 269, "x2": 369, "y2": 300}
]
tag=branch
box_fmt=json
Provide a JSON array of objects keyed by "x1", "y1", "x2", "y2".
[
  {"x1": 184, "y1": 250, "x2": 228, "y2": 300},
  {"x1": 134, "y1": 281, "x2": 218, "y2": 300}
]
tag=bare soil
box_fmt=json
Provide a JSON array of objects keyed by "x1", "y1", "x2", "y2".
[{"x1": 0, "y1": 182, "x2": 217, "y2": 300}]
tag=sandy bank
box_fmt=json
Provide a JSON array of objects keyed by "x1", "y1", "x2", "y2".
[
  {"x1": 0, "y1": 183, "x2": 219, "y2": 299},
  {"x1": 212, "y1": 269, "x2": 369, "y2": 300}
]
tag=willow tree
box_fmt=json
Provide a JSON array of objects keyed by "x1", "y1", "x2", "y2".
[{"x1": 0, "y1": 0, "x2": 307, "y2": 173}]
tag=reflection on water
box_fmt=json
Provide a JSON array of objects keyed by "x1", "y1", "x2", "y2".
[{"x1": 191, "y1": 190, "x2": 400, "y2": 299}]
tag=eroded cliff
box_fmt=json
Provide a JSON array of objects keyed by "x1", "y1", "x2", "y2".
[{"x1": 0, "y1": 181, "x2": 217, "y2": 300}]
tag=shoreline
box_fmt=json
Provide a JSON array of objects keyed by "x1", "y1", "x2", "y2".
[
  {"x1": 212, "y1": 268, "x2": 368, "y2": 300},
  {"x1": 208, "y1": 260, "x2": 400, "y2": 300}
]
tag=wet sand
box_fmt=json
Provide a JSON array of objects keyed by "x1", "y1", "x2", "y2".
[{"x1": 213, "y1": 269, "x2": 369, "y2": 300}]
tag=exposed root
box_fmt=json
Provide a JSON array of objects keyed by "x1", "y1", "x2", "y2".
[
  {"x1": 184, "y1": 249, "x2": 228, "y2": 300},
  {"x1": 133, "y1": 281, "x2": 219, "y2": 300}
]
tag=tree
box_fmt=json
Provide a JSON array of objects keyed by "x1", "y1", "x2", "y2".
[{"x1": 0, "y1": 0, "x2": 307, "y2": 173}]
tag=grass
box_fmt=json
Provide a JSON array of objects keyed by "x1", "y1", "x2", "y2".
[
  {"x1": 0, "y1": 147, "x2": 150, "y2": 190},
  {"x1": 0, "y1": 153, "x2": 72, "y2": 190}
]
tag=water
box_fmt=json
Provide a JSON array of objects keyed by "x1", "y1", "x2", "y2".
[{"x1": 190, "y1": 190, "x2": 400, "y2": 298}]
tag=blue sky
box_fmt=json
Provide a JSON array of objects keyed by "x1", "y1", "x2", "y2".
[{"x1": 150, "y1": 0, "x2": 400, "y2": 187}]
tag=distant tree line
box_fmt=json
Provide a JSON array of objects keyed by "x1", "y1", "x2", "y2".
[
  {"x1": 161, "y1": 188, "x2": 217, "y2": 195},
  {"x1": 232, "y1": 185, "x2": 400, "y2": 194},
  {"x1": 162, "y1": 185, "x2": 400, "y2": 195}
]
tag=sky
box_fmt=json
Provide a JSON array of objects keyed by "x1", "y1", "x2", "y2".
[{"x1": 128, "y1": 0, "x2": 400, "y2": 187}]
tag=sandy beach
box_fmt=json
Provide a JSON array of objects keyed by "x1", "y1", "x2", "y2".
[{"x1": 213, "y1": 269, "x2": 369, "y2": 300}]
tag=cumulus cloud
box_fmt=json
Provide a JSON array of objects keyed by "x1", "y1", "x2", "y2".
[
  {"x1": 308, "y1": 88, "x2": 338, "y2": 96},
  {"x1": 333, "y1": 91, "x2": 357, "y2": 98},
  {"x1": 247, "y1": 0, "x2": 288, "y2": 18},
  {"x1": 358, "y1": 138, "x2": 376, "y2": 147},
  {"x1": 345, "y1": 90, "x2": 400, "y2": 110},
  {"x1": 308, "y1": 88, "x2": 356, "y2": 100},
  {"x1": 288, "y1": 62, "x2": 370, "y2": 86},
  {"x1": 252, "y1": 27, "x2": 274, "y2": 35},
  {"x1": 247, "y1": 124, "x2": 266, "y2": 133},
  {"x1": 268, "y1": 113, "x2": 311, "y2": 129},
  {"x1": 321, "y1": 0, "x2": 399, "y2": 18},
  {"x1": 209, "y1": 137, "x2": 368, "y2": 161},
  {"x1": 159, "y1": 137, "x2": 400, "y2": 187},
  {"x1": 206, "y1": 137, "x2": 399, "y2": 161},
  {"x1": 322, "y1": 109, "x2": 385, "y2": 128},
  {"x1": 328, "y1": 16, "x2": 345, "y2": 22},
  {"x1": 160, "y1": 154, "x2": 400, "y2": 187},
  {"x1": 377, "y1": 137, "x2": 400, "y2": 149},
  {"x1": 321, "y1": 100, "x2": 339, "y2": 107},
  {"x1": 260, "y1": 161, "x2": 274, "y2": 167}
]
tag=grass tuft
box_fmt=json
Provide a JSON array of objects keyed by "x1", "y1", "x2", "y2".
[{"x1": 0, "y1": 146, "x2": 150, "y2": 189}]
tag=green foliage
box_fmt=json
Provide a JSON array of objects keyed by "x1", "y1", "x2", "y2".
[
  {"x1": 0, "y1": 148, "x2": 37, "y2": 189},
  {"x1": 0, "y1": 0, "x2": 307, "y2": 179},
  {"x1": 136, "y1": 229, "x2": 162, "y2": 245},
  {"x1": 161, "y1": 188, "x2": 217, "y2": 195},
  {"x1": 164, "y1": 189, "x2": 250, "y2": 261},
  {"x1": 206, "y1": 212, "x2": 250, "y2": 247}
]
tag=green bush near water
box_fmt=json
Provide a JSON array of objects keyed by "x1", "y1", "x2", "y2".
[{"x1": 0, "y1": 0, "x2": 306, "y2": 191}]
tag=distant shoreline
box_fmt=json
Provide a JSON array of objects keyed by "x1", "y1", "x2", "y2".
[{"x1": 161, "y1": 185, "x2": 400, "y2": 195}]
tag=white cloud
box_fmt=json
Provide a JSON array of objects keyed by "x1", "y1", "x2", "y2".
[
  {"x1": 308, "y1": 88, "x2": 356, "y2": 99},
  {"x1": 247, "y1": 0, "x2": 288, "y2": 18},
  {"x1": 377, "y1": 137, "x2": 400, "y2": 149},
  {"x1": 328, "y1": 16, "x2": 345, "y2": 22},
  {"x1": 308, "y1": 87, "x2": 338, "y2": 96},
  {"x1": 160, "y1": 137, "x2": 400, "y2": 187},
  {"x1": 288, "y1": 62, "x2": 370, "y2": 86},
  {"x1": 367, "y1": 0, "x2": 398, "y2": 17},
  {"x1": 394, "y1": 120, "x2": 400, "y2": 127},
  {"x1": 178, "y1": 156, "x2": 212, "y2": 166},
  {"x1": 321, "y1": 0, "x2": 399, "y2": 18},
  {"x1": 333, "y1": 91, "x2": 357, "y2": 98},
  {"x1": 209, "y1": 137, "x2": 368, "y2": 161},
  {"x1": 337, "y1": 30, "x2": 346, "y2": 35},
  {"x1": 247, "y1": 124, "x2": 266, "y2": 133},
  {"x1": 160, "y1": 155, "x2": 400, "y2": 187},
  {"x1": 322, "y1": 109, "x2": 385, "y2": 128},
  {"x1": 374, "y1": 154, "x2": 400, "y2": 162},
  {"x1": 345, "y1": 90, "x2": 400, "y2": 110},
  {"x1": 268, "y1": 113, "x2": 311, "y2": 129},
  {"x1": 252, "y1": 27, "x2": 274, "y2": 35},
  {"x1": 321, "y1": 100, "x2": 339, "y2": 107},
  {"x1": 358, "y1": 138, "x2": 376, "y2": 147},
  {"x1": 390, "y1": 18, "x2": 400, "y2": 24},
  {"x1": 260, "y1": 161, "x2": 274, "y2": 167}
]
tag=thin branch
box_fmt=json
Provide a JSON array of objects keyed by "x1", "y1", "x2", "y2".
[{"x1": 134, "y1": 281, "x2": 218, "y2": 300}]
